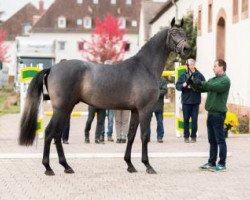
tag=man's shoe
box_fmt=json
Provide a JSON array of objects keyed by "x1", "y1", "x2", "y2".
[
  {"x1": 63, "y1": 140, "x2": 69, "y2": 144},
  {"x1": 107, "y1": 136, "x2": 114, "y2": 142},
  {"x1": 99, "y1": 135, "x2": 104, "y2": 141},
  {"x1": 199, "y1": 163, "x2": 214, "y2": 171},
  {"x1": 116, "y1": 139, "x2": 121, "y2": 143},
  {"x1": 184, "y1": 138, "x2": 189, "y2": 143},
  {"x1": 190, "y1": 138, "x2": 196, "y2": 143},
  {"x1": 157, "y1": 138, "x2": 163, "y2": 143},
  {"x1": 209, "y1": 165, "x2": 227, "y2": 172},
  {"x1": 85, "y1": 138, "x2": 90, "y2": 143},
  {"x1": 99, "y1": 138, "x2": 105, "y2": 144},
  {"x1": 95, "y1": 139, "x2": 100, "y2": 144},
  {"x1": 121, "y1": 139, "x2": 126, "y2": 143}
]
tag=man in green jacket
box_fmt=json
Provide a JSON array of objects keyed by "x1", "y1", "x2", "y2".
[{"x1": 191, "y1": 59, "x2": 231, "y2": 172}]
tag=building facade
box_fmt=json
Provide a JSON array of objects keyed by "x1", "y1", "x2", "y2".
[
  {"x1": 0, "y1": 2, "x2": 43, "y2": 87},
  {"x1": 31, "y1": 0, "x2": 141, "y2": 62},
  {"x1": 149, "y1": 0, "x2": 250, "y2": 112},
  {"x1": 194, "y1": 0, "x2": 250, "y2": 109}
]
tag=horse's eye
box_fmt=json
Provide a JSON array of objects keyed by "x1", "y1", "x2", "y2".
[{"x1": 172, "y1": 30, "x2": 177, "y2": 36}]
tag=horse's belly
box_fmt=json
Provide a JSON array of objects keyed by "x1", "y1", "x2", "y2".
[{"x1": 80, "y1": 88, "x2": 134, "y2": 110}]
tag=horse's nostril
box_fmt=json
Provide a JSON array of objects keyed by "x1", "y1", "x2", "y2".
[{"x1": 183, "y1": 47, "x2": 191, "y2": 54}]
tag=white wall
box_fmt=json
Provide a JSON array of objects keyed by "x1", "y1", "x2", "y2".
[
  {"x1": 194, "y1": 0, "x2": 250, "y2": 107},
  {"x1": 139, "y1": 7, "x2": 146, "y2": 47},
  {"x1": 151, "y1": 0, "x2": 196, "y2": 36}
]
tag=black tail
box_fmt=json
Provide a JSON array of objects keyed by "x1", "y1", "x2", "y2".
[{"x1": 19, "y1": 68, "x2": 50, "y2": 146}]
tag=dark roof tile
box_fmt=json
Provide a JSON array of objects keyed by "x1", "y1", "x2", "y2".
[{"x1": 32, "y1": 0, "x2": 141, "y2": 33}]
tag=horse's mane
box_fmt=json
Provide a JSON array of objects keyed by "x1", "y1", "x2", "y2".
[{"x1": 137, "y1": 28, "x2": 169, "y2": 56}]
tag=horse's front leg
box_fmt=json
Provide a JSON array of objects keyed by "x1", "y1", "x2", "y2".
[
  {"x1": 139, "y1": 110, "x2": 157, "y2": 174},
  {"x1": 124, "y1": 110, "x2": 139, "y2": 173}
]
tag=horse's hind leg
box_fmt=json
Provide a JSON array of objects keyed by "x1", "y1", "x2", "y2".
[
  {"x1": 139, "y1": 110, "x2": 157, "y2": 174},
  {"x1": 124, "y1": 110, "x2": 139, "y2": 173},
  {"x1": 53, "y1": 110, "x2": 74, "y2": 174},
  {"x1": 42, "y1": 110, "x2": 73, "y2": 175},
  {"x1": 42, "y1": 118, "x2": 56, "y2": 175}
]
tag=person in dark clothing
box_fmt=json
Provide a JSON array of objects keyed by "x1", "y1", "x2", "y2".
[
  {"x1": 191, "y1": 59, "x2": 230, "y2": 172},
  {"x1": 176, "y1": 58, "x2": 205, "y2": 143},
  {"x1": 84, "y1": 105, "x2": 106, "y2": 144},
  {"x1": 149, "y1": 76, "x2": 168, "y2": 143},
  {"x1": 62, "y1": 119, "x2": 70, "y2": 144}
]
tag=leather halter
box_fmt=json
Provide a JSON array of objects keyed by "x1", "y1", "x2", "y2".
[{"x1": 167, "y1": 28, "x2": 187, "y2": 54}]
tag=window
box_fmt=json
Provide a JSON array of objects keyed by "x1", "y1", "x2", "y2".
[
  {"x1": 22, "y1": 22, "x2": 32, "y2": 35},
  {"x1": 119, "y1": 17, "x2": 126, "y2": 28},
  {"x1": 77, "y1": 41, "x2": 84, "y2": 50},
  {"x1": 208, "y1": 2, "x2": 212, "y2": 32},
  {"x1": 124, "y1": 42, "x2": 130, "y2": 51},
  {"x1": 111, "y1": 0, "x2": 116, "y2": 4},
  {"x1": 84, "y1": 17, "x2": 92, "y2": 29},
  {"x1": 77, "y1": 19, "x2": 83, "y2": 26},
  {"x1": 93, "y1": 0, "x2": 98, "y2": 4},
  {"x1": 233, "y1": 0, "x2": 239, "y2": 23},
  {"x1": 197, "y1": 6, "x2": 202, "y2": 36},
  {"x1": 131, "y1": 20, "x2": 137, "y2": 27},
  {"x1": 58, "y1": 16, "x2": 66, "y2": 28},
  {"x1": 126, "y1": 0, "x2": 132, "y2": 5},
  {"x1": 242, "y1": 0, "x2": 249, "y2": 19},
  {"x1": 77, "y1": 0, "x2": 83, "y2": 4},
  {"x1": 58, "y1": 41, "x2": 66, "y2": 50}
]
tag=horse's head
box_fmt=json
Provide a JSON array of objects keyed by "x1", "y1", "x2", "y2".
[{"x1": 167, "y1": 17, "x2": 191, "y2": 58}]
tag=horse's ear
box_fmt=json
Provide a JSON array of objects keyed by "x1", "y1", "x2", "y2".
[
  {"x1": 171, "y1": 17, "x2": 175, "y2": 27},
  {"x1": 180, "y1": 18, "x2": 184, "y2": 27}
]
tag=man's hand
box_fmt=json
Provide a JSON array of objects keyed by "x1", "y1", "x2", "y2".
[
  {"x1": 182, "y1": 82, "x2": 188, "y2": 88},
  {"x1": 186, "y1": 77, "x2": 193, "y2": 85},
  {"x1": 193, "y1": 78, "x2": 202, "y2": 86}
]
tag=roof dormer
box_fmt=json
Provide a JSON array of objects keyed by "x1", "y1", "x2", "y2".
[
  {"x1": 83, "y1": 16, "x2": 92, "y2": 29},
  {"x1": 126, "y1": 0, "x2": 132, "y2": 5},
  {"x1": 58, "y1": 16, "x2": 66, "y2": 29},
  {"x1": 119, "y1": 17, "x2": 126, "y2": 28}
]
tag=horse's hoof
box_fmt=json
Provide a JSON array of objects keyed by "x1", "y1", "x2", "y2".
[
  {"x1": 64, "y1": 168, "x2": 75, "y2": 174},
  {"x1": 146, "y1": 168, "x2": 157, "y2": 174},
  {"x1": 127, "y1": 166, "x2": 137, "y2": 173},
  {"x1": 45, "y1": 170, "x2": 55, "y2": 176}
]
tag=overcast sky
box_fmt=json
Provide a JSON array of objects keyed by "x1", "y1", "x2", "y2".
[{"x1": 0, "y1": 0, "x2": 54, "y2": 20}]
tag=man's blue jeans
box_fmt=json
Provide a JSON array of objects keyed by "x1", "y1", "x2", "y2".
[
  {"x1": 106, "y1": 110, "x2": 114, "y2": 137},
  {"x1": 207, "y1": 113, "x2": 227, "y2": 166},
  {"x1": 150, "y1": 111, "x2": 164, "y2": 139},
  {"x1": 182, "y1": 104, "x2": 199, "y2": 139}
]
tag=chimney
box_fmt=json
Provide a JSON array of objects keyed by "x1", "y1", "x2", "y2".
[{"x1": 39, "y1": 0, "x2": 44, "y2": 14}]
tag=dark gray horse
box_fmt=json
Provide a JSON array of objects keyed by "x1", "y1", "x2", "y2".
[{"x1": 19, "y1": 18, "x2": 191, "y2": 175}]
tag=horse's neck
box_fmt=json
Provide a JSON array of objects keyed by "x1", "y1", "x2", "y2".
[{"x1": 136, "y1": 30, "x2": 170, "y2": 79}]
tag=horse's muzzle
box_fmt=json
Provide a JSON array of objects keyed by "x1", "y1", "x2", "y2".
[{"x1": 181, "y1": 44, "x2": 191, "y2": 58}]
